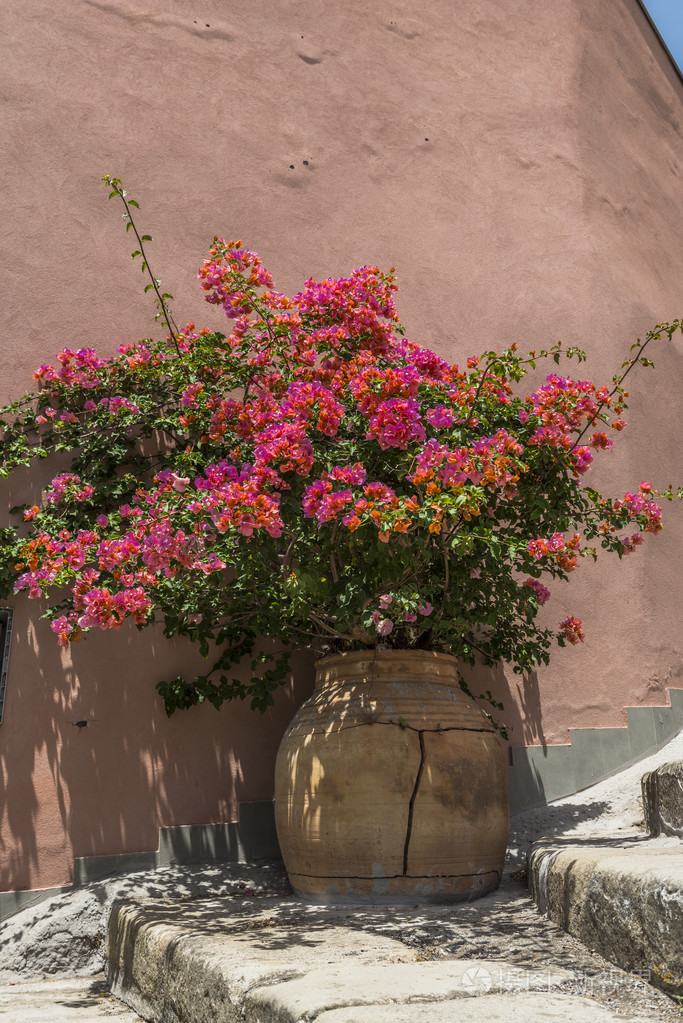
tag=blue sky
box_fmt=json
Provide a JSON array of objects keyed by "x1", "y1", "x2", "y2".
[{"x1": 642, "y1": 0, "x2": 683, "y2": 69}]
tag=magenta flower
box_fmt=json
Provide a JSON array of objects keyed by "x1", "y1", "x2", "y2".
[
  {"x1": 523, "y1": 578, "x2": 551, "y2": 605},
  {"x1": 366, "y1": 398, "x2": 426, "y2": 451}
]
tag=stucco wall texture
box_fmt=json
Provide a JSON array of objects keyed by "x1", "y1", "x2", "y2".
[{"x1": 1, "y1": 0, "x2": 682, "y2": 893}]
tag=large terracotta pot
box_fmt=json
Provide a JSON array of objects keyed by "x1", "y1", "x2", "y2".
[{"x1": 274, "y1": 649, "x2": 509, "y2": 903}]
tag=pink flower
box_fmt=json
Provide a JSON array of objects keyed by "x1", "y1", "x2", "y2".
[
  {"x1": 615, "y1": 492, "x2": 662, "y2": 534},
  {"x1": 560, "y1": 615, "x2": 585, "y2": 645},
  {"x1": 571, "y1": 446, "x2": 593, "y2": 474},
  {"x1": 418, "y1": 602, "x2": 433, "y2": 617},
  {"x1": 366, "y1": 398, "x2": 426, "y2": 451},
  {"x1": 379, "y1": 594, "x2": 392, "y2": 609},
  {"x1": 589, "y1": 431, "x2": 612, "y2": 450},
  {"x1": 523, "y1": 578, "x2": 551, "y2": 605},
  {"x1": 621, "y1": 533, "x2": 645, "y2": 555},
  {"x1": 96, "y1": 514, "x2": 109, "y2": 527},
  {"x1": 327, "y1": 462, "x2": 366, "y2": 485},
  {"x1": 426, "y1": 405, "x2": 455, "y2": 429},
  {"x1": 376, "y1": 617, "x2": 394, "y2": 636},
  {"x1": 171, "y1": 474, "x2": 190, "y2": 493}
]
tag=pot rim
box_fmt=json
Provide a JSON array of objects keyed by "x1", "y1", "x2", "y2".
[{"x1": 313, "y1": 648, "x2": 458, "y2": 671}]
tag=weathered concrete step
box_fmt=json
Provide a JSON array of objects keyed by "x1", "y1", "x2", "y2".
[
  {"x1": 528, "y1": 843, "x2": 683, "y2": 996},
  {"x1": 642, "y1": 760, "x2": 683, "y2": 837},
  {"x1": 106, "y1": 896, "x2": 655, "y2": 1022}
]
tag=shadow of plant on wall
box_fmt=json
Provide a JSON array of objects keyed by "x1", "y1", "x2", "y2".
[{"x1": 0, "y1": 602, "x2": 313, "y2": 893}]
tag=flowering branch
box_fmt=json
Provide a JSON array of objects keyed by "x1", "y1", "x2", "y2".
[{"x1": 0, "y1": 178, "x2": 679, "y2": 715}]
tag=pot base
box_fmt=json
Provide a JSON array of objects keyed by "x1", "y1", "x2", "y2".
[{"x1": 287, "y1": 869, "x2": 501, "y2": 904}]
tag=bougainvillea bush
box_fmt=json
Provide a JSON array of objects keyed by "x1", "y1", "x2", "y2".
[{"x1": 0, "y1": 178, "x2": 680, "y2": 714}]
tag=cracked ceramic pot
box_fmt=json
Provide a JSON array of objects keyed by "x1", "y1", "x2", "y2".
[{"x1": 274, "y1": 649, "x2": 509, "y2": 903}]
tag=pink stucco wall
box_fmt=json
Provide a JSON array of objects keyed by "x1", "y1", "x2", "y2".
[{"x1": 1, "y1": 0, "x2": 682, "y2": 892}]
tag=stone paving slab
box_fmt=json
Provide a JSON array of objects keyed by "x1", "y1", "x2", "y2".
[
  {"x1": 106, "y1": 889, "x2": 680, "y2": 1022},
  {"x1": 313, "y1": 993, "x2": 653, "y2": 1022},
  {"x1": 528, "y1": 843, "x2": 683, "y2": 998},
  {"x1": 245, "y1": 959, "x2": 574, "y2": 1021},
  {"x1": 0, "y1": 977, "x2": 140, "y2": 1021}
]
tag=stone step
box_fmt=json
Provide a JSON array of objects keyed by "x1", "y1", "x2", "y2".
[
  {"x1": 528, "y1": 838, "x2": 683, "y2": 997},
  {"x1": 642, "y1": 760, "x2": 683, "y2": 837},
  {"x1": 105, "y1": 894, "x2": 666, "y2": 1022}
]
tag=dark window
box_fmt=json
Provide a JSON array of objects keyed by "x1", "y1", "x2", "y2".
[{"x1": 0, "y1": 610, "x2": 14, "y2": 725}]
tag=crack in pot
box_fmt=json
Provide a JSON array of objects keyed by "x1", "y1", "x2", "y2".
[{"x1": 403, "y1": 730, "x2": 426, "y2": 876}]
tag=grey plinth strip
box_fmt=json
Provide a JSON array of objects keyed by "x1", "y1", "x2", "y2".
[
  {"x1": 509, "y1": 688, "x2": 683, "y2": 813},
  {"x1": 1, "y1": 800, "x2": 279, "y2": 923},
  {"x1": 0, "y1": 885, "x2": 73, "y2": 924},
  {"x1": 73, "y1": 800, "x2": 281, "y2": 886},
  {"x1": 157, "y1": 800, "x2": 281, "y2": 868}
]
